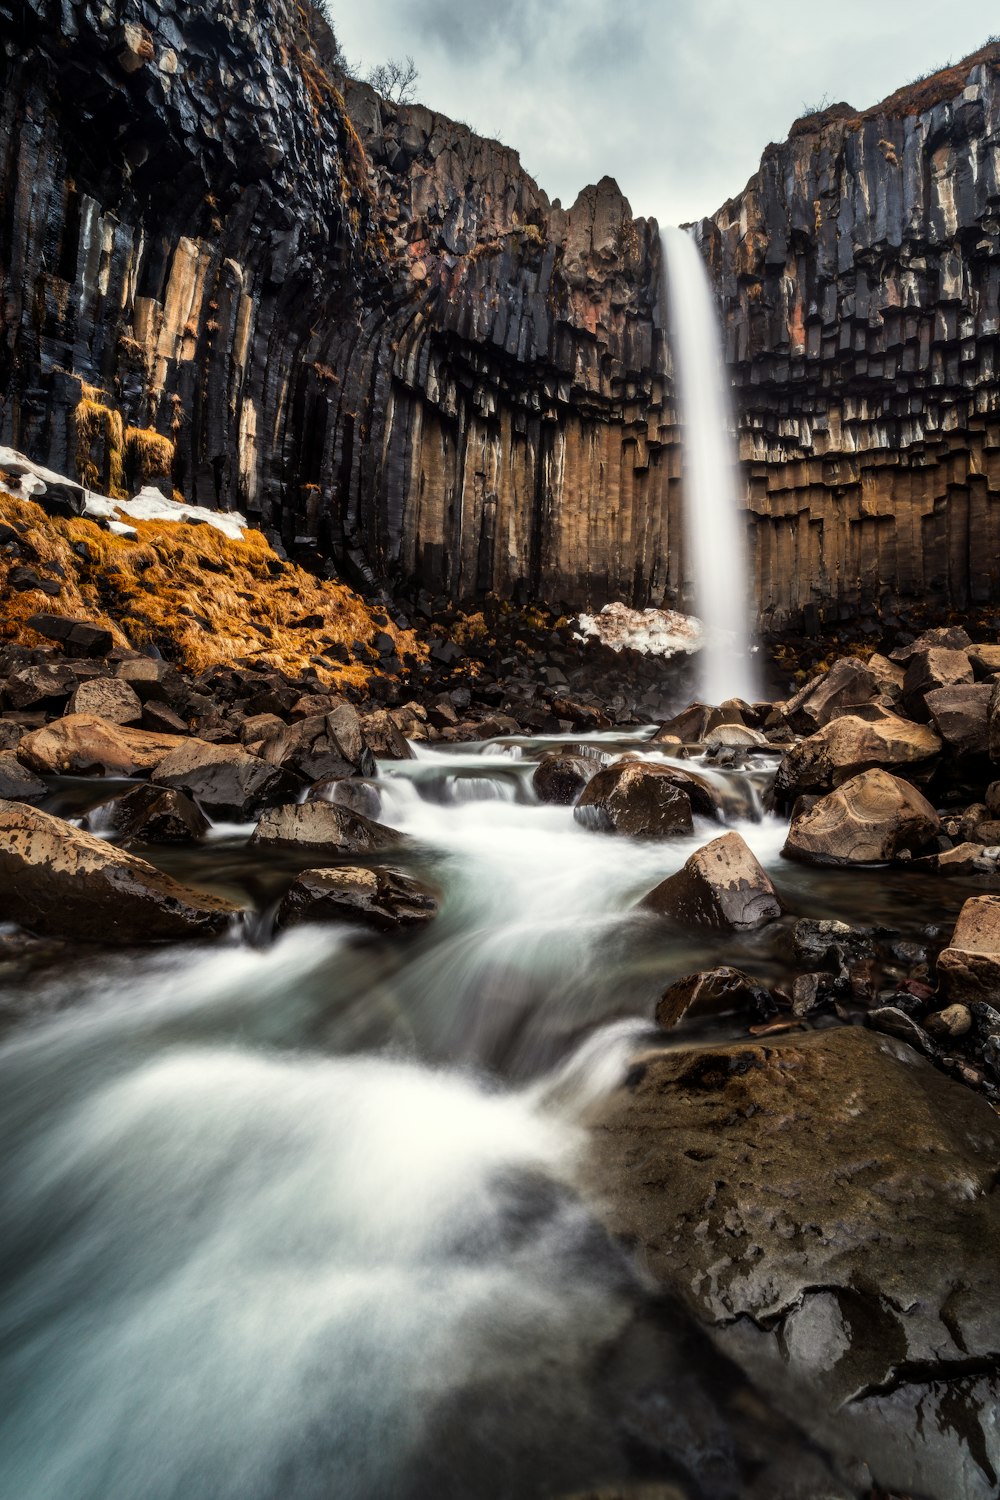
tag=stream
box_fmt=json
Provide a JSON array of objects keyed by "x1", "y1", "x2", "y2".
[{"x1": 0, "y1": 730, "x2": 971, "y2": 1499}]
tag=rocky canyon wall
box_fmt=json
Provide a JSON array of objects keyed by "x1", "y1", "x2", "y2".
[{"x1": 2, "y1": 0, "x2": 1000, "y2": 626}]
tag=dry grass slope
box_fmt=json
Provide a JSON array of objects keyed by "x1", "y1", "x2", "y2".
[{"x1": 0, "y1": 493, "x2": 423, "y2": 689}]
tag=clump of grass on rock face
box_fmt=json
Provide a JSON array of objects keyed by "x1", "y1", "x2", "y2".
[{"x1": 0, "y1": 492, "x2": 424, "y2": 689}]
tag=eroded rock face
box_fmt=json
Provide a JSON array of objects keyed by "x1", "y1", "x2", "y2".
[
  {"x1": 575, "y1": 761, "x2": 694, "y2": 838},
  {"x1": 783, "y1": 768, "x2": 940, "y2": 864},
  {"x1": 276, "y1": 866, "x2": 437, "y2": 931},
  {"x1": 641, "y1": 832, "x2": 781, "y2": 931},
  {"x1": 0, "y1": 799, "x2": 240, "y2": 941},
  {"x1": 585, "y1": 1027, "x2": 1000, "y2": 1499}
]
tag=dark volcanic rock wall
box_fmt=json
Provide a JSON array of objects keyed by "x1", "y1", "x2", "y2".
[{"x1": 704, "y1": 46, "x2": 1000, "y2": 628}]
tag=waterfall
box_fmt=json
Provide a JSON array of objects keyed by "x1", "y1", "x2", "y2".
[{"x1": 661, "y1": 225, "x2": 756, "y2": 705}]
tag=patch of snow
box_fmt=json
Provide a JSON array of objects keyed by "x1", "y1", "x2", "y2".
[
  {"x1": 573, "y1": 601, "x2": 702, "y2": 658},
  {"x1": 0, "y1": 445, "x2": 246, "y2": 540}
]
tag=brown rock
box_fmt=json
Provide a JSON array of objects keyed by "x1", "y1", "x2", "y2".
[
  {"x1": 5, "y1": 664, "x2": 75, "y2": 709},
  {"x1": 239, "y1": 712, "x2": 286, "y2": 745},
  {"x1": 276, "y1": 865, "x2": 437, "y2": 932},
  {"x1": 16, "y1": 714, "x2": 188, "y2": 776},
  {"x1": 783, "y1": 769, "x2": 940, "y2": 866},
  {"x1": 532, "y1": 752, "x2": 594, "y2": 805},
  {"x1": 969, "y1": 644, "x2": 1000, "y2": 679},
  {"x1": 0, "y1": 750, "x2": 46, "y2": 804},
  {"x1": 0, "y1": 799, "x2": 240, "y2": 942},
  {"x1": 307, "y1": 776, "x2": 383, "y2": 820},
  {"x1": 68, "y1": 676, "x2": 143, "y2": 725},
  {"x1": 251, "y1": 800, "x2": 403, "y2": 854},
  {"x1": 774, "y1": 712, "x2": 940, "y2": 799},
  {"x1": 656, "y1": 966, "x2": 776, "y2": 1028},
  {"x1": 84, "y1": 783, "x2": 209, "y2": 845},
  {"x1": 902, "y1": 647, "x2": 973, "y2": 721},
  {"x1": 258, "y1": 703, "x2": 373, "y2": 782},
  {"x1": 938, "y1": 895, "x2": 1000, "y2": 1004},
  {"x1": 27, "y1": 613, "x2": 114, "y2": 656},
  {"x1": 152, "y1": 740, "x2": 300, "y2": 820},
  {"x1": 641, "y1": 831, "x2": 781, "y2": 931},
  {"x1": 359, "y1": 708, "x2": 413, "y2": 759},
  {"x1": 574, "y1": 759, "x2": 694, "y2": 838},
  {"x1": 924, "y1": 683, "x2": 992, "y2": 758},
  {"x1": 782, "y1": 655, "x2": 881, "y2": 732},
  {"x1": 141, "y1": 701, "x2": 190, "y2": 735}
]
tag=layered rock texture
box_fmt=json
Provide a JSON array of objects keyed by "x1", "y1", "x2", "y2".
[{"x1": 2, "y1": 0, "x2": 1000, "y2": 625}]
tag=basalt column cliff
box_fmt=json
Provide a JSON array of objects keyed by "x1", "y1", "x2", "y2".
[{"x1": 2, "y1": 0, "x2": 1000, "y2": 626}]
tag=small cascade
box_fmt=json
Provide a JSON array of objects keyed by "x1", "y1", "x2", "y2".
[{"x1": 661, "y1": 225, "x2": 756, "y2": 705}]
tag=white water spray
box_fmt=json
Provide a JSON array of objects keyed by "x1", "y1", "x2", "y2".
[{"x1": 662, "y1": 225, "x2": 756, "y2": 704}]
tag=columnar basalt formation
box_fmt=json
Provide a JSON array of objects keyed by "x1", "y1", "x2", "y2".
[
  {"x1": 2, "y1": 0, "x2": 1000, "y2": 626},
  {"x1": 704, "y1": 45, "x2": 1000, "y2": 628}
]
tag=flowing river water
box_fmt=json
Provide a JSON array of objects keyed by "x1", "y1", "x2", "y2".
[{"x1": 0, "y1": 731, "x2": 970, "y2": 1499}]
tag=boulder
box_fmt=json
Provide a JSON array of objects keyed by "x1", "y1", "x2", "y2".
[
  {"x1": 140, "y1": 701, "x2": 189, "y2": 735},
  {"x1": 902, "y1": 646, "x2": 973, "y2": 721},
  {"x1": 585, "y1": 1027, "x2": 1000, "y2": 1499},
  {"x1": 85, "y1": 783, "x2": 209, "y2": 845},
  {"x1": 969, "y1": 643, "x2": 1000, "y2": 679},
  {"x1": 937, "y1": 896, "x2": 1000, "y2": 1005},
  {"x1": 239, "y1": 712, "x2": 286, "y2": 746},
  {"x1": 641, "y1": 832, "x2": 782, "y2": 931},
  {"x1": 0, "y1": 750, "x2": 46, "y2": 804},
  {"x1": 276, "y1": 866, "x2": 438, "y2": 932},
  {"x1": 783, "y1": 769, "x2": 940, "y2": 865},
  {"x1": 656, "y1": 966, "x2": 776, "y2": 1028},
  {"x1": 574, "y1": 760, "x2": 693, "y2": 838},
  {"x1": 251, "y1": 800, "x2": 403, "y2": 854},
  {"x1": 16, "y1": 714, "x2": 188, "y2": 776},
  {"x1": 532, "y1": 752, "x2": 594, "y2": 805},
  {"x1": 258, "y1": 702, "x2": 374, "y2": 782},
  {"x1": 359, "y1": 708, "x2": 413, "y2": 759},
  {"x1": 781, "y1": 655, "x2": 881, "y2": 732},
  {"x1": 307, "y1": 776, "x2": 383, "y2": 820},
  {"x1": 67, "y1": 676, "x2": 143, "y2": 725},
  {"x1": 774, "y1": 712, "x2": 940, "y2": 799},
  {"x1": 152, "y1": 740, "x2": 300, "y2": 820},
  {"x1": 26, "y1": 613, "x2": 114, "y2": 656},
  {"x1": 0, "y1": 799, "x2": 240, "y2": 942},
  {"x1": 924, "y1": 683, "x2": 992, "y2": 758},
  {"x1": 5, "y1": 663, "x2": 76, "y2": 709}
]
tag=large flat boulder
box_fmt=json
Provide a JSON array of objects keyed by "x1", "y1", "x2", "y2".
[
  {"x1": 585, "y1": 1026, "x2": 1000, "y2": 1499},
  {"x1": 937, "y1": 895, "x2": 1000, "y2": 1004},
  {"x1": 783, "y1": 769, "x2": 940, "y2": 865},
  {"x1": 251, "y1": 800, "x2": 404, "y2": 854},
  {"x1": 276, "y1": 866, "x2": 438, "y2": 932},
  {"x1": 575, "y1": 760, "x2": 694, "y2": 837},
  {"x1": 152, "y1": 740, "x2": 301, "y2": 819},
  {"x1": 774, "y1": 711, "x2": 940, "y2": 799},
  {"x1": 0, "y1": 799, "x2": 241, "y2": 942},
  {"x1": 16, "y1": 713, "x2": 189, "y2": 775},
  {"x1": 640, "y1": 831, "x2": 781, "y2": 931}
]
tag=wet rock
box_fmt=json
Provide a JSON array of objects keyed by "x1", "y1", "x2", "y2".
[
  {"x1": 85, "y1": 783, "x2": 209, "y2": 845},
  {"x1": 702, "y1": 723, "x2": 767, "y2": 750},
  {"x1": 575, "y1": 760, "x2": 694, "y2": 838},
  {"x1": 791, "y1": 917, "x2": 875, "y2": 971},
  {"x1": 656, "y1": 966, "x2": 776, "y2": 1029},
  {"x1": 902, "y1": 646, "x2": 974, "y2": 721},
  {"x1": 922, "y1": 841, "x2": 1000, "y2": 876},
  {"x1": 641, "y1": 832, "x2": 782, "y2": 931},
  {"x1": 924, "y1": 683, "x2": 992, "y2": 758},
  {"x1": 532, "y1": 752, "x2": 594, "y2": 805},
  {"x1": 251, "y1": 800, "x2": 403, "y2": 854},
  {"x1": 16, "y1": 713, "x2": 188, "y2": 776},
  {"x1": 549, "y1": 696, "x2": 610, "y2": 731},
  {"x1": 67, "y1": 676, "x2": 143, "y2": 725},
  {"x1": 783, "y1": 770, "x2": 940, "y2": 865},
  {"x1": 774, "y1": 711, "x2": 940, "y2": 800},
  {"x1": 586, "y1": 1026, "x2": 1000, "y2": 1499},
  {"x1": 937, "y1": 896, "x2": 1000, "y2": 1005},
  {"x1": 866, "y1": 1005, "x2": 935, "y2": 1055},
  {"x1": 258, "y1": 704, "x2": 375, "y2": 783},
  {"x1": 152, "y1": 740, "x2": 301, "y2": 821},
  {"x1": 307, "y1": 776, "x2": 383, "y2": 820},
  {"x1": 0, "y1": 799, "x2": 240, "y2": 942},
  {"x1": 0, "y1": 750, "x2": 46, "y2": 804},
  {"x1": 276, "y1": 865, "x2": 437, "y2": 932}
]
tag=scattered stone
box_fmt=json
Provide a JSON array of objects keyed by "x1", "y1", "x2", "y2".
[
  {"x1": 5, "y1": 663, "x2": 76, "y2": 709},
  {"x1": 575, "y1": 760, "x2": 694, "y2": 837},
  {"x1": 16, "y1": 713, "x2": 188, "y2": 776},
  {"x1": 251, "y1": 800, "x2": 403, "y2": 854},
  {"x1": 656, "y1": 966, "x2": 776, "y2": 1028},
  {"x1": 532, "y1": 752, "x2": 593, "y2": 805},
  {"x1": 152, "y1": 740, "x2": 301, "y2": 820},
  {"x1": 641, "y1": 832, "x2": 782, "y2": 931},
  {"x1": 68, "y1": 676, "x2": 143, "y2": 725},
  {"x1": 0, "y1": 799, "x2": 240, "y2": 942},
  {"x1": 866, "y1": 1005, "x2": 935, "y2": 1055},
  {"x1": 781, "y1": 655, "x2": 882, "y2": 732},
  {"x1": 141, "y1": 701, "x2": 189, "y2": 735},
  {"x1": 276, "y1": 865, "x2": 438, "y2": 932},
  {"x1": 783, "y1": 769, "x2": 940, "y2": 865}
]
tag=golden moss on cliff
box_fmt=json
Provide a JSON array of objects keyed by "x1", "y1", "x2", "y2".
[{"x1": 0, "y1": 493, "x2": 422, "y2": 688}]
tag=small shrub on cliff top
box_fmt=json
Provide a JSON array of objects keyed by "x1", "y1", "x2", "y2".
[{"x1": 365, "y1": 55, "x2": 419, "y2": 105}]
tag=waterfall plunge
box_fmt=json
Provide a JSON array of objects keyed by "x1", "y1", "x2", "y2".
[{"x1": 662, "y1": 225, "x2": 756, "y2": 705}]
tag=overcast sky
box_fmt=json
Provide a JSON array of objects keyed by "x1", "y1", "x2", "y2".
[{"x1": 333, "y1": 1, "x2": 998, "y2": 224}]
